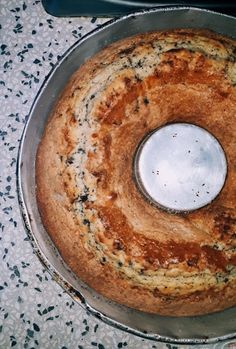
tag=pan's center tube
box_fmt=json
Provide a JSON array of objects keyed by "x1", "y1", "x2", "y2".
[{"x1": 134, "y1": 123, "x2": 227, "y2": 212}]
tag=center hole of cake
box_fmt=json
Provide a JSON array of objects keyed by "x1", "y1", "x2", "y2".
[{"x1": 134, "y1": 123, "x2": 227, "y2": 212}]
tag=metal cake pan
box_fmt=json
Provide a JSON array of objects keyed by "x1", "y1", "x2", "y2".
[{"x1": 17, "y1": 7, "x2": 236, "y2": 345}]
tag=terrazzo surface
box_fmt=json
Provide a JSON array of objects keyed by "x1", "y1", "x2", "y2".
[{"x1": 0, "y1": 1, "x2": 236, "y2": 348}]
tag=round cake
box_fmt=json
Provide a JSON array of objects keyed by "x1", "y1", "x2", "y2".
[{"x1": 36, "y1": 29, "x2": 236, "y2": 316}]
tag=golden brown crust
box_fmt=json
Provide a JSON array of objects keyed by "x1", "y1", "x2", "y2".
[{"x1": 36, "y1": 29, "x2": 236, "y2": 316}]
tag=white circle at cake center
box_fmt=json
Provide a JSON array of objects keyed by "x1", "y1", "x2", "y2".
[{"x1": 134, "y1": 123, "x2": 227, "y2": 212}]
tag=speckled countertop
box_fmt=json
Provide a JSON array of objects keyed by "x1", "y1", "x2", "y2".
[{"x1": 0, "y1": 1, "x2": 236, "y2": 348}]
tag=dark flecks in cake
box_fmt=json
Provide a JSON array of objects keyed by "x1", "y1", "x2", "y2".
[
  {"x1": 100, "y1": 257, "x2": 107, "y2": 265},
  {"x1": 113, "y1": 239, "x2": 124, "y2": 251},
  {"x1": 134, "y1": 74, "x2": 142, "y2": 83},
  {"x1": 65, "y1": 156, "x2": 74, "y2": 165},
  {"x1": 77, "y1": 147, "x2": 85, "y2": 154},
  {"x1": 136, "y1": 59, "x2": 143, "y2": 68},
  {"x1": 79, "y1": 194, "x2": 88, "y2": 203},
  {"x1": 187, "y1": 256, "x2": 199, "y2": 267},
  {"x1": 119, "y1": 45, "x2": 136, "y2": 57},
  {"x1": 214, "y1": 210, "x2": 236, "y2": 241},
  {"x1": 134, "y1": 99, "x2": 140, "y2": 113},
  {"x1": 83, "y1": 219, "x2": 90, "y2": 227}
]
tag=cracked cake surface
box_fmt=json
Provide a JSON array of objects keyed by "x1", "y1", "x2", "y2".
[{"x1": 36, "y1": 29, "x2": 236, "y2": 316}]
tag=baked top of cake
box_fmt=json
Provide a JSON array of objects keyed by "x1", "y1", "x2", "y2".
[{"x1": 36, "y1": 29, "x2": 236, "y2": 316}]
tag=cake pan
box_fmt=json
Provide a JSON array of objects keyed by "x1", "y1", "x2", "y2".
[{"x1": 17, "y1": 7, "x2": 236, "y2": 345}]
